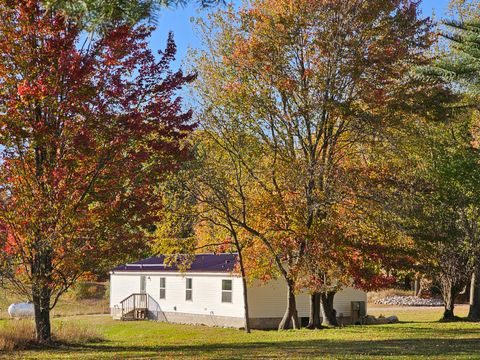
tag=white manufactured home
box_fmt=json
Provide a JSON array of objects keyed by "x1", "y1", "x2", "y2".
[{"x1": 110, "y1": 253, "x2": 367, "y2": 329}]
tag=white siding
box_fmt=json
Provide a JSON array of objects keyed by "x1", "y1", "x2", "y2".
[
  {"x1": 330, "y1": 287, "x2": 367, "y2": 317},
  {"x1": 247, "y1": 279, "x2": 367, "y2": 318},
  {"x1": 110, "y1": 272, "x2": 245, "y2": 318},
  {"x1": 110, "y1": 272, "x2": 367, "y2": 321},
  {"x1": 110, "y1": 274, "x2": 142, "y2": 307},
  {"x1": 247, "y1": 280, "x2": 288, "y2": 318}
]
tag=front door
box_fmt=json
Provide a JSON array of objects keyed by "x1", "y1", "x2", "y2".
[
  {"x1": 140, "y1": 275, "x2": 146, "y2": 294},
  {"x1": 138, "y1": 275, "x2": 147, "y2": 309}
]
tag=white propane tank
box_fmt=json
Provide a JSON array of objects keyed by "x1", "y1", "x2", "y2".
[{"x1": 7, "y1": 302, "x2": 34, "y2": 318}]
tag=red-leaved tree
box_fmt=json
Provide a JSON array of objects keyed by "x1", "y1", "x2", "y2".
[{"x1": 0, "y1": 1, "x2": 195, "y2": 342}]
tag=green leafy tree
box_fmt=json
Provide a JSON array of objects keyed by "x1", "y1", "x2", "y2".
[
  {"x1": 420, "y1": 14, "x2": 480, "y2": 320},
  {"x1": 376, "y1": 102, "x2": 480, "y2": 320}
]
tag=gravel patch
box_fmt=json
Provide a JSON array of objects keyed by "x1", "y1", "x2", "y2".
[{"x1": 374, "y1": 295, "x2": 443, "y2": 307}]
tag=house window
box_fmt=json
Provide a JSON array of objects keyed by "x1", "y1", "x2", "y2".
[
  {"x1": 221, "y1": 279, "x2": 232, "y2": 303},
  {"x1": 159, "y1": 277, "x2": 166, "y2": 299},
  {"x1": 185, "y1": 278, "x2": 193, "y2": 301}
]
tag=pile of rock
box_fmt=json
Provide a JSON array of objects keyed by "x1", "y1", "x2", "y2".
[{"x1": 374, "y1": 295, "x2": 443, "y2": 307}]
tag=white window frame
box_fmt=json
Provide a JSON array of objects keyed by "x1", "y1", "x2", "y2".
[
  {"x1": 185, "y1": 278, "x2": 193, "y2": 301},
  {"x1": 221, "y1": 279, "x2": 233, "y2": 303},
  {"x1": 159, "y1": 277, "x2": 166, "y2": 300}
]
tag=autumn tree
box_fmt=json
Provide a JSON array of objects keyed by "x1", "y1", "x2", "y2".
[
  {"x1": 448, "y1": 0, "x2": 480, "y2": 22},
  {"x1": 293, "y1": 149, "x2": 415, "y2": 327},
  {"x1": 0, "y1": 1, "x2": 194, "y2": 342},
  {"x1": 192, "y1": 0, "x2": 438, "y2": 329},
  {"x1": 187, "y1": 133, "x2": 260, "y2": 333},
  {"x1": 154, "y1": 131, "x2": 272, "y2": 333}
]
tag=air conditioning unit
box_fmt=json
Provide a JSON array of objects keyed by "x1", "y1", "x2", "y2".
[{"x1": 351, "y1": 301, "x2": 366, "y2": 325}]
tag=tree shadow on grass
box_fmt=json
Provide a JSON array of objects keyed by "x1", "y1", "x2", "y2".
[{"x1": 19, "y1": 335, "x2": 480, "y2": 359}]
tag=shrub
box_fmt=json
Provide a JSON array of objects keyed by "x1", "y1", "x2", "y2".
[
  {"x1": 0, "y1": 319, "x2": 103, "y2": 351},
  {"x1": 104, "y1": 283, "x2": 110, "y2": 301},
  {"x1": 72, "y1": 282, "x2": 106, "y2": 300}
]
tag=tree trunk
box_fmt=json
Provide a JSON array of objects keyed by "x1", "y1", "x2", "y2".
[
  {"x1": 468, "y1": 269, "x2": 480, "y2": 322},
  {"x1": 32, "y1": 284, "x2": 52, "y2": 343},
  {"x1": 320, "y1": 291, "x2": 338, "y2": 327},
  {"x1": 414, "y1": 274, "x2": 421, "y2": 297},
  {"x1": 442, "y1": 286, "x2": 456, "y2": 320},
  {"x1": 307, "y1": 293, "x2": 322, "y2": 329},
  {"x1": 32, "y1": 246, "x2": 53, "y2": 343},
  {"x1": 278, "y1": 280, "x2": 300, "y2": 330},
  {"x1": 404, "y1": 274, "x2": 411, "y2": 291},
  {"x1": 236, "y1": 248, "x2": 251, "y2": 333},
  {"x1": 32, "y1": 141, "x2": 53, "y2": 342}
]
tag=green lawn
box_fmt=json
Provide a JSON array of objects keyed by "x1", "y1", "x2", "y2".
[{"x1": 1, "y1": 306, "x2": 479, "y2": 359}]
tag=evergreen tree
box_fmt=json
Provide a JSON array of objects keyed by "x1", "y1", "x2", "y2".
[
  {"x1": 45, "y1": 0, "x2": 224, "y2": 31},
  {"x1": 427, "y1": 20, "x2": 480, "y2": 98}
]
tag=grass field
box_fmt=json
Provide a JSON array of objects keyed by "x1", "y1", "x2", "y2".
[{"x1": 1, "y1": 305, "x2": 479, "y2": 359}]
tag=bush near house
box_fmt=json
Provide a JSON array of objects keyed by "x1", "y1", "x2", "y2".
[{"x1": 71, "y1": 282, "x2": 108, "y2": 301}]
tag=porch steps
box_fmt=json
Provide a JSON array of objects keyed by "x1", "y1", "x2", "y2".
[{"x1": 119, "y1": 293, "x2": 149, "y2": 321}]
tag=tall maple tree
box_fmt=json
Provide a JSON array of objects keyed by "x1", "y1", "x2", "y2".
[
  {"x1": 192, "y1": 0, "x2": 441, "y2": 329},
  {"x1": 0, "y1": 0, "x2": 194, "y2": 342}
]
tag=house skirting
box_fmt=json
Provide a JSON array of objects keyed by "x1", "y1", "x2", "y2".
[
  {"x1": 111, "y1": 308, "x2": 352, "y2": 329},
  {"x1": 149, "y1": 310, "x2": 246, "y2": 328},
  {"x1": 249, "y1": 316, "x2": 354, "y2": 329}
]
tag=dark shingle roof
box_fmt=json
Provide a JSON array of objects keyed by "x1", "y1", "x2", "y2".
[{"x1": 111, "y1": 253, "x2": 238, "y2": 273}]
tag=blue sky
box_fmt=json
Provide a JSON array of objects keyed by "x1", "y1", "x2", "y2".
[{"x1": 149, "y1": 0, "x2": 452, "y2": 68}]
